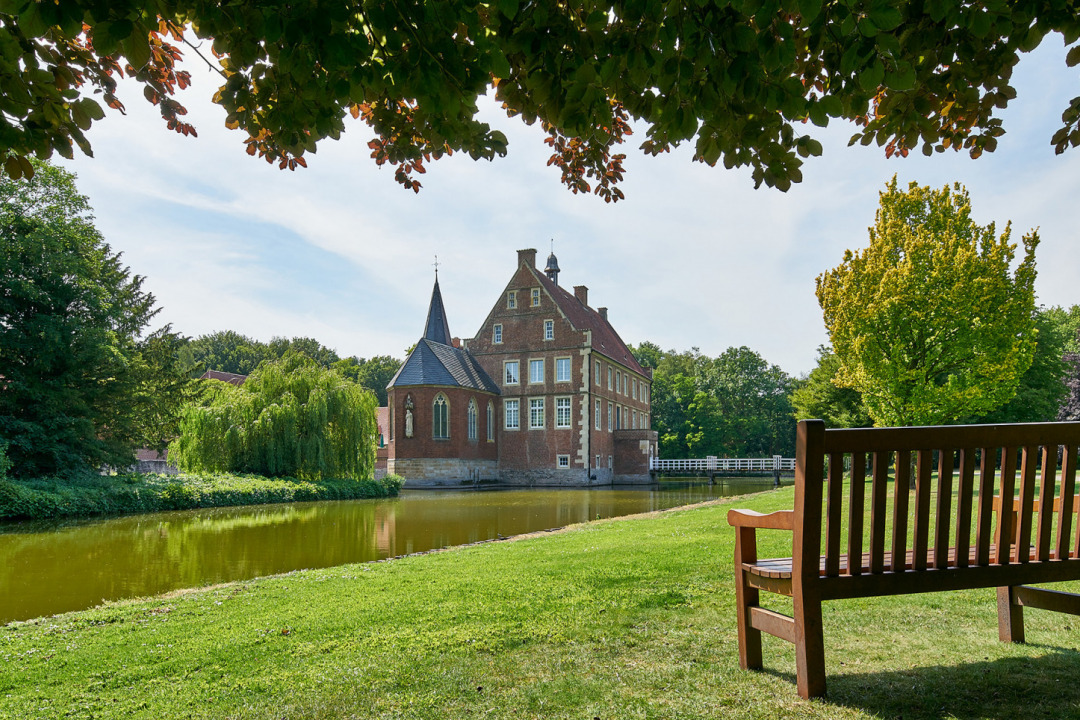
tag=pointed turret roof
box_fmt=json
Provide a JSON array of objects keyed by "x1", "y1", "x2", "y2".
[
  {"x1": 423, "y1": 278, "x2": 452, "y2": 344},
  {"x1": 387, "y1": 277, "x2": 500, "y2": 394}
]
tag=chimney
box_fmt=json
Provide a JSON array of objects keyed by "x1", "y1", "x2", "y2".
[
  {"x1": 574, "y1": 285, "x2": 588, "y2": 306},
  {"x1": 598, "y1": 307, "x2": 608, "y2": 321},
  {"x1": 517, "y1": 248, "x2": 537, "y2": 268},
  {"x1": 451, "y1": 337, "x2": 461, "y2": 348}
]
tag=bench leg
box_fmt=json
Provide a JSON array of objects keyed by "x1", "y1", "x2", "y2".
[
  {"x1": 794, "y1": 593, "x2": 827, "y2": 699},
  {"x1": 733, "y1": 528, "x2": 763, "y2": 670},
  {"x1": 997, "y1": 586, "x2": 1025, "y2": 643}
]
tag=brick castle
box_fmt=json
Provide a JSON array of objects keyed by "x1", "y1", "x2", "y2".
[{"x1": 384, "y1": 248, "x2": 658, "y2": 486}]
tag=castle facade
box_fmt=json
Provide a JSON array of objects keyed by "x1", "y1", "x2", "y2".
[{"x1": 385, "y1": 248, "x2": 657, "y2": 486}]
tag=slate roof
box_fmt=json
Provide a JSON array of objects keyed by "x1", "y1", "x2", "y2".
[
  {"x1": 387, "y1": 339, "x2": 500, "y2": 393},
  {"x1": 388, "y1": 278, "x2": 500, "y2": 393},
  {"x1": 200, "y1": 369, "x2": 247, "y2": 385},
  {"x1": 423, "y1": 278, "x2": 452, "y2": 345},
  {"x1": 533, "y1": 269, "x2": 647, "y2": 376}
]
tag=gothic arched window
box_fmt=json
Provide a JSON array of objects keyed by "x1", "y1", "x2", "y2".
[
  {"x1": 433, "y1": 394, "x2": 449, "y2": 439},
  {"x1": 487, "y1": 402, "x2": 495, "y2": 441}
]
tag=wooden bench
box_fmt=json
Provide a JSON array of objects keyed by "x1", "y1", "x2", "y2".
[{"x1": 728, "y1": 419, "x2": 1080, "y2": 698}]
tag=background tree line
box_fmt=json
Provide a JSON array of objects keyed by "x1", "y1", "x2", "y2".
[
  {"x1": 631, "y1": 343, "x2": 797, "y2": 459},
  {"x1": 185, "y1": 331, "x2": 401, "y2": 406}
]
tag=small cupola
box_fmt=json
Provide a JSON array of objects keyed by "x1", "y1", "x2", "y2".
[{"x1": 545, "y1": 251, "x2": 560, "y2": 285}]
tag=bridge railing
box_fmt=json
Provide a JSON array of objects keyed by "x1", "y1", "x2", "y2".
[{"x1": 649, "y1": 455, "x2": 796, "y2": 472}]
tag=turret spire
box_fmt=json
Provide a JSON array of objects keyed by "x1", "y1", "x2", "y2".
[{"x1": 423, "y1": 276, "x2": 452, "y2": 345}]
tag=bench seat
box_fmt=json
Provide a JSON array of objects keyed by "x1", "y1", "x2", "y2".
[{"x1": 729, "y1": 419, "x2": 1080, "y2": 698}]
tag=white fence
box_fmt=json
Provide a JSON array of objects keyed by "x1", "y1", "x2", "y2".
[{"x1": 649, "y1": 455, "x2": 796, "y2": 473}]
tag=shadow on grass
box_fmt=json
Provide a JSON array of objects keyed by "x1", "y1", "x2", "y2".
[{"x1": 802, "y1": 646, "x2": 1080, "y2": 718}]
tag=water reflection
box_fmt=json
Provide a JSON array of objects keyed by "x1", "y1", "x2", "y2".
[{"x1": 0, "y1": 479, "x2": 781, "y2": 623}]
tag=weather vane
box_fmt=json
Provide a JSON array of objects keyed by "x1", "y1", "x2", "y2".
[{"x1": 433, "y1": 254, "x2": 439, "y2": 277}]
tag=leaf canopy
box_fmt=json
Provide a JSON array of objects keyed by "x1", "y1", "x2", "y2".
[{"x1": 2, "y1": 0, "x2": 1079, "y2": 199}]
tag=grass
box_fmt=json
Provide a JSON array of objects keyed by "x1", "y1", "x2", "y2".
[
  {"x1": 2, "y1": 485, "x2": 1080, "y2": 719},
  {"x1": 0, "y1": 472, "x2": 405, "y2": 521}
]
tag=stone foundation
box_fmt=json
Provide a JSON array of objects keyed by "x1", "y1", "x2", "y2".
[{"x1": 388, "y1": 458, "x2": 499, "y2": 487}]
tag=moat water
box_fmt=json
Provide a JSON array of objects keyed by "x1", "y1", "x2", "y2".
[{"x1": 0, "y1": 479, "x2": 784, "y2": 624}]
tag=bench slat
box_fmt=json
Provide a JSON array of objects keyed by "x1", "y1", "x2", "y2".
[
  {"x1": 870, "y1": 451, "x2": 889, "y2": 574},
  {"x1": 848, "y1": 452, "x2": 866, "y2": 575},
  {"x1": 934, "y1": 449, "x2": 954, "y2": 570},
  {"x1": 890, "y1": 450, "x2": 911, "y2": 573},
  {"x1": 1036, "y1": 446, "x2": 1057, "y2": 562},
  {"x1": 913, "y1": 449, "x2": 933, "y2": 571},
  {"x1": 975, "y1": 447, "x2": 996, "y2": 567},
  {"x1": 1016, "y1": 446, "x2": 1038, "y2": 564},
  {"x1": 954, "y1": 448, "x2": 975, "y2": 568},
  {"x1": 1061, "y1": 444, "x2": 1077, "y2": 561},
  {"x1": 995, "y1": 446, "x2": 1018, "y2": 565},
  {"x1": 825, "y1": 452, "x2": 844, "y2": 577}
]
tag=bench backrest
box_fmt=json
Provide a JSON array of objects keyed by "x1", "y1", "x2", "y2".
[{"x1": 793, "y1": 420, "x2": 1080, "y2": 583}]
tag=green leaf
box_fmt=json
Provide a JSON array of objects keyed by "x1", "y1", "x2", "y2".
[
  {"x1": 1067, "y1": 45, "x2": 1080, "y2": 68},
  {"x1": 489, "y1": 49, "x2": 511, "y2": 80},
  {"x1": 79, "y1": 98, "x2": 105, "y2": 121},
  {"x1": 886, "y1": 63, "x2": 916, "y2": 91},
  {"x1": 499, "y1": 0, "x2": 520, "y2": 19}
]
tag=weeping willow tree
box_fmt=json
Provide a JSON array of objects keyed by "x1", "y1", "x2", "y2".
[{"x1": 170, "y1": 354, "x2": 377, "y2": 480}]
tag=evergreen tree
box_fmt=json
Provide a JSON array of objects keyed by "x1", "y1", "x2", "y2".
[{"x1": 0, "y1": 160, "x2": 193, "y2": 477}]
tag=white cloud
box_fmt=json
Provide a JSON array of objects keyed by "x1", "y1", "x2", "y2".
[{"x1": 58, "y1": 41, "x2": 1080, "y2": 377}]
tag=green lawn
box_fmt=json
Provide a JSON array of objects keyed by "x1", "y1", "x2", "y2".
[{"x1": 2, "y1": 485, "x2": 1078, "y2": 719}]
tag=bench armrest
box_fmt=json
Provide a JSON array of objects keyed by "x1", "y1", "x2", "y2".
[{"x1": 727, "y1": 509, "x2": 795, "y2": 531}]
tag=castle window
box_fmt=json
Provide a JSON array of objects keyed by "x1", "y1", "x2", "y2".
[
  {"x1": 529, "y1": 358, "x2": 545, "y2": 384},
  {"x1": 616, "y1": 371, "x2": 621, "y2": 394},
  {"x1": 529, "y1": 398, "x2": 545, "y2": 428},
  {"x1": 623, "y1": 375, "x2": 628, "y2": 395},
  {"x1": 555, "y1": 357, "x2": 571, "y2": 382},
  {"x1": 504, "y1": 360, "x2": 519, "y2": 385},
  {"x1": 595, "y1": 360, "x2": 601, "y2": 385},
  {"x1": 632, "y1": 410, "x2": 637, "y2": 429},
  {"x1": 468, "y1": 399, "x2": 478, "y2": 441},
  {"x1": 557, "y1": 455, "x2": 570, "y2": 469},
  {"x1": 608, "y1": 455, "x2": 613, "y2": 469},
  {"x1": 607, "y1": 402, "x2": 613, "y2": 431},
  {"x1": 531, "y1": 288, "x2": 541, "y2": 306},
  {"x1": 632, "y1": 379, "x2": 637, "y2": 400},
  {"x1": 487, "y1": 402, "x2": 495, "y2": 441},
  {"x1": 556, "y1": 397, "x2": 571, "y2": 428},
  {"x1": 595, "y1": 399, "x2": 601, "y2": 429},
  {"x1": 543, "y1": 319, "x2": 554, "y2": 340},
  {"x1": 493, "y1": 324, "x2": 503, "y2": 344},
  {"x1": 615, "y1": 405, "x2": 621, "y2": 429},
  {"x1": 607, "y1": 366, "x2": 612, "y2": 390},
  {"x1": 595, "y1": 454, "x2": 601, "y2": 468},
  {"x1": 433, "y1": 394, "x2": 449, "y2": 439},
  {"x1": 507, "y1": 291, "x2": 517, "y2": 309},
  {"x1": 505, "y1": 399, "x2": 520, "y2": 430}
]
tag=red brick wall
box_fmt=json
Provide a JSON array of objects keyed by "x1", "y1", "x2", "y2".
[{"x1": 386, "y1": 385, "x2": 498, "y2": 462}]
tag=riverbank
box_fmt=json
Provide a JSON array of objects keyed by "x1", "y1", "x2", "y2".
[
  {"x1": 3, "y1": 486, "x2": 1078, "y2": 719},
  {"x1": 0, "y1": 472, "x2": 405, "y2": 521}
]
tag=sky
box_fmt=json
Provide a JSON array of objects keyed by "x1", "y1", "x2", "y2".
[{"x1": 57, "y1": 40, "x2": 1080, "y2": 378}]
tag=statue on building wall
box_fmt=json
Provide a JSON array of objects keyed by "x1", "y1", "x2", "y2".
[{"x1": 405, "y1": 395, "x2": 414, "y2": 438}]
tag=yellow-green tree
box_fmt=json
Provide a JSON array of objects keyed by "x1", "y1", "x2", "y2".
[{"x1": 816, "y1": 178, "x2": 1038, "y2": 427}]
